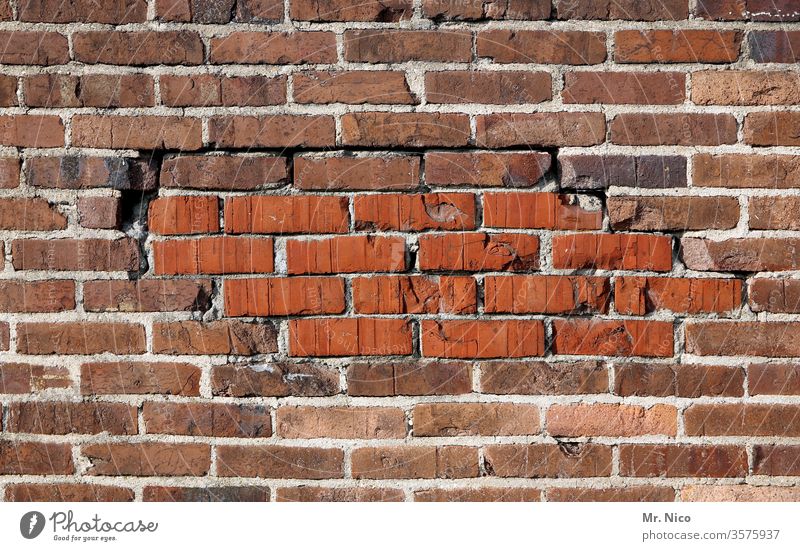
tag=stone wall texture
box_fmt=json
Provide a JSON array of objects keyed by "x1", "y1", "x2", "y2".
[{"x1": 1, "y1": 0, "x2": 800, "y2": 502}]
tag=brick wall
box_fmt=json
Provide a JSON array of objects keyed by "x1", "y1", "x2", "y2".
[{"x1": 1, "y1": 0, "x2": 800, "y2": 502}]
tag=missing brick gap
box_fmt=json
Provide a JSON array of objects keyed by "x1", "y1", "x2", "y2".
[
  {"x1": 556, "y1": 440, "x2": 585, "y2": 457},
  {"x1": 120, "y1": 151, "x2": 164, "y2": 279}
]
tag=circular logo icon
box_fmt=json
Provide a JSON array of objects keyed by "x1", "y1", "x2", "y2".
[{"x1": 20, "y1": 511, "x2": 45, "y2": 539}]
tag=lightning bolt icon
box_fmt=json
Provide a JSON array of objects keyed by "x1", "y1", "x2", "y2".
[{"x1": 28, "y1": 514, "x2": 38, "y2": 536}]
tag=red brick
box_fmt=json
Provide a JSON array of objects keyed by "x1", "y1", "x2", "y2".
[
  {"x1": 754, "y1": 445, "x2": 800, "y2": 476},
  {"x1": 153, "y1": 320, "x2": 277, "y2": 355},
  {"x1": 352, "y1": 446, "x2": 479, "y2": 479},
  {"x1": 484, "y1": 444, "x2": 612, "y2": 478},
  {"x1": 0, "y1": 115, "x2": 63, "y2": 147},
  {"x1": 286, "y1": 236, "x2": 406, "y2": 274},
  {"x1": 355, "y1": 193, "x2": 475, "y2": 231},
  {"x1": 563, "y1": 71, "x2": 685, "y2": 104},
  {"x1": 342, "y1": 112, "x2": 470, "y2": 147},
  {"x1": 685, "y1": 404, "x2": 800, "y2": 436},
  {"x1": 19, "y1": 0, "x2": 147, "y2": 23},
  {"x1": 419, "y1": 232, "x2": 539, "y2": 272},
  {"x1": 681, "y1": 238, "x2": 800, "y2": 271},
  {"x1": 481, "y1": 361, "x2": 608, "y2": 395},
  {"x1": 423, "y1": 0, "x2": 549, "y2": 19},
  {"x1": 24, "y1": 73, "x2": 155, "y2": 108},
  {"x1": 615, "y1": 30, "x2": 742, "y2": 63},
  {"x1": 557, "y1": 0, "x2": 688, "y2": 20},
  {"x1": 211, "y1": 362, "x2": 340, "y2": 397},
  {"x1": 162, "y1": 155, "x2": 287, "y2": 191},
  {"x1": 547, "y1": 404, "x2": 677, "y2": 437},
  {"x1": 144, "y1": 402, "x2": 271, "y2": 438},
  {"x1": 552, "y1": 234, "x2": 672, "y2": 271},
  {"x1": 686, "y1": 321, "x2": 800, "y2": 357},
  {"x1": 156, "y1": 0, "x2": 283, "y2": 22},
  {"x1": 0, "y1": 157, "x2": 20, "y2": 188},
  {"x1": 0, "y1": 280, "x2": 75, "y2": 313},
  {"x1": 83, "y1": 443, "x2": 210, "y2": 476},
  {"x1": 289, "y1": 318, "x2": 412, "y2": 357},
  {"x1": 745, "y1": 112, "x2": 800, "y2": 146},
  {"x1": 0, "y1": 31, "x2": 68, "y2": 65},
  {"x1": 7, "y1": 402, "x2": 137, "y2": 435},
  {"x1": 210, "y1": 32, "x2": 337, "y2": 64},
  {"x1": 6, "y1": 484, "x2": 134, "y2": 502},
  {"x1": 414, "y1": 403, "x2": 540, "y2": 436},
  {"x1": 209, "y1": 115, "x2": 335, "y2": 148},
  {"x1": 553, "y1": 319, "x2": 674, "y2": 357},
  {"x1": 615, "y1": 277, "x2": 742, "y2": 315},
  {"x1": 77, "y1": 197, "x2": 121, "y2": 229},
  {"x1": 73, "y1": 31, "x2": 203, "y2": 65},
  {"x1": 0, "y1": 363, "x2": 71, "y2": 393},
  {"x1": 614, "y1": 363, "x2": 744, "y2": 397},
  {"x1": 352, "y1": 275, "x2": 477, "y2": 314},
  {"x1": 0, "y1": 442, "x2": 73, "y2": 475},
  {"x1": 149, "y1": 196, "x2": 219, "y2": 235},
  {"x1": 425, "y1": 151, "x2": 551, "y2": 188},
  {"x1": 277, "y1": 406, "x2": 406, "y2": 439},
  {"x1": 294, "y1": 71, "x2": 414, "y2": 104},
  {"x1": 225, "y1": 277, "x2": 346, "y2": 316},
  {"x1": 415, "y1": 488, "x2": 542, "y2": 502},
  {"x1": 426, "y1": 71, "x2": 551, "y2": 104},
  {"x1": 217, "y1": 445, "x2": 344, "y2": 478},
  {"x1": 81, "y1": 361, "x2": 201, "y2": 396},
  {"x1": 153, "y1": 237, "x2": 273, "y2": 275},
  {"x1": 749, "y1": 363, "x2": 800, "y2": 395},
  {"x1": 279, "y1": 487, "x2": 403, "y2": 502},
  {"x1": 422, "y1": 319, "x2": 544, "y2": 359},
  {"x1": 347, "y1": 361, "x2": 472, "y2": 396},
  {"x1": 611, "y1": 113, "x2": 737, "y2": 145},
  {"x1": 477, "y1": 113, "x2": 606, "y2": 147},
  {"x1": 0, "y1": 197, "x2": 65, "y2": 230},
  {"x1": 484, "y1": 192, "x2": 602, "y2": 229},
  {"x1": 0, "y1": 323, "x2": 7, "y2": 351},
  {"x1": 477, "y1": 30, "x2": 606, "y2": 64},
  {"x1": 620, "y1": 445, "x2": 747, "y2": 477},
  {"x1": 344, "y1": 30, "x2": 472, "y2": 62},
  {"x1": 83, "y1": 279, "x2": 212, "y2": 312},
  {"x1": 143, "y1": 486, "x2": 270, "y2": 502},
  {"x1": 484, "y1": 275, "x2": 610, "y2": 314},
  {"x1": 695, "y1": 0, "x2": 800, "y2": 21},
  {"x1": 160, "y1": 74, "x2": 286, "y2": 107},
  {"x1": 72, "y1": 115, "x2": 202, "y2": 150},
  {"x1": 0, "y1": 75, "x2": 15, "y2": 106},
  {"x1": 292, "y1": 0, "x2": 412, "y2": 21},
  {"x1": 295, "y1": 154, "x2": 420, "y2": 191},
  {"x1": 548, "y1": 487, "x2": 675, "y2": 502},
  {"x1": 608, "y1": 196, "x2": 739, "y2": 231},
  {"x1": 750, "y1": 196, "x2": 800, "y2": 230},
  {"x1": 225, "y1": 196, "x2": 349, "y2": 234},
  {"x1": 750, "y1": 279, "x2": 800, "y2": 313},
  {"x1": 17, "y1": 322, "x2": 146, "y2": 355}
]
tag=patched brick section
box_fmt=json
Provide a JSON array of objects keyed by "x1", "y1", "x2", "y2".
[{"x1": 4, "y1": 1, "x2": 800, "y2": 503}]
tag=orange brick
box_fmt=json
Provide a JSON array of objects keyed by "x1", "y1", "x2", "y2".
[
  {"x1": 224, "y1": 196, "x2": 349, "y2": 234},
  {"x1": 286, "y1": 236, "x2": 406, "y2": 274},
  {"x1": 290, "y1": 318, "x2": 413, "y2": 357},
  {"x1": 224, "y1": 277, "x2": 346, "y2": 316},
  {"x1": 483, "y1": 192, "x2": 602, "y2": 229},
  {"x1": 153, "y1": 237, "x2": 273, "y2": 275},
  {"x1": 148, "y1": 196, "x2": 219, "y2": 235},
  {"x1": 422, "y1": 320, "x2": 544, "y2": 359}
]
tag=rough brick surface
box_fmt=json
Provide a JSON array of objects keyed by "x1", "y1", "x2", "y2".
[{"x1": 0, "y1": 0, "x2": 797, "y2": 504}]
